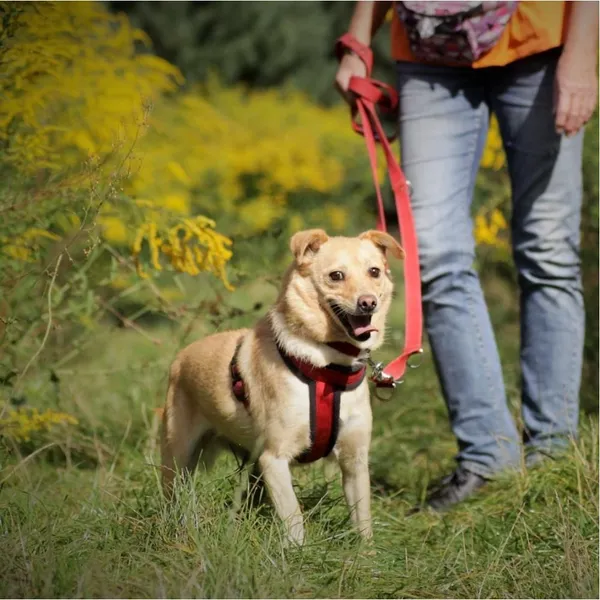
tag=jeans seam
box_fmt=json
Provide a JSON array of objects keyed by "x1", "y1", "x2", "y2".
[
  {"x1": 462, "y1": 104, "x2": 516, "y2": 473},
  {"x1": 461, "y1": 106, "x2": 496, "y2": 470},
  {"x1": 523, "y1": 289, "x2": 583, "y2": 447},
  {"x1": 564, "y1": 314, "x2": 582, "y2": 438}
]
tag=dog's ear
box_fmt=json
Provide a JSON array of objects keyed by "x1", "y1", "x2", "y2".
[
  {"x1": 359, "y1": 230, "x2": 405, "y2": 260},
  {"x1": 290, "y1": 229, "x2": 329, "y2": 265}
]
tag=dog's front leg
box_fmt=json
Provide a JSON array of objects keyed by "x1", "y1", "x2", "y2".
[
  {"x1": 257, "y1": 451, "x2": 304, "y2": 546},
  {"x1": 339, "y1": 444, "x2": 373, "y2": 540}
]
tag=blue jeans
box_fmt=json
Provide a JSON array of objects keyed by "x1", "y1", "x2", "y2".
[{"x1": 396, "y1": 48, "x2": 584, "y2": 478}]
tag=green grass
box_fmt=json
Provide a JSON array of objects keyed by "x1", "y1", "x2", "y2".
[{"x1": 1, "y1": 263, "x2": 598, "y2": 599}]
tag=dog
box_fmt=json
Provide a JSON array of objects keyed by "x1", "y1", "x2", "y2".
[{"x1": 161, "y1": 228, "x2": 404, "y2": 545}]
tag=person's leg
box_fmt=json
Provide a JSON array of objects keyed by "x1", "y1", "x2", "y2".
[
  {"x1": 489, "y1": 49, "x2": 584, "y2": 465},
  {"x1": 396, "y1": 62, "x2": 521, "y2": 490}
]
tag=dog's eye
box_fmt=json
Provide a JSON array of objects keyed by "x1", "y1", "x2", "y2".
[
  {"x1": 329, "y1": 271, "x2": 345, "y2": 281},
  {"x1": 368, "y1": 267, "x2": 381, "y2": 278}
]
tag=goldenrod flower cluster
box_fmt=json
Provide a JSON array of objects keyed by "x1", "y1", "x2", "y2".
[
  {"x1": 2, "y1": 228, "x2": 60, "y2": 263},
  {"x1": 474, "y1": 209, "x2": 509, "y2": 249},
  {"x1": 0, "y1": 1, "x2": 180, "y2": 173},
  {"x1": 132, "y1": 216, "x2": 234, "y2": 290},
  {"x1": 122, "y1": 82, "x2": 369, "y2": 238},
  {"x1": 0, "y1": 405, "x2": 78, "y2": 443},
  {"x1": 480, "y1": 116, "x2": 506, "y2": 171}
]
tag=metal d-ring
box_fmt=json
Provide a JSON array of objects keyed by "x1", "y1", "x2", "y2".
[
  {"x1": 408, "y1": 348, "x2": 424, "y2": 369},
  {"x1": 373, "y1": 383, "x2": 397, "y2": 402}
]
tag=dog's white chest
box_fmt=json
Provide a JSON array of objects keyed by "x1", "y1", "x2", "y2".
[
  {"x1": 276, "y1": 372, "x2": 311, "y2": 441},
  {"x1": 267, "y1": 370, "x2": 370, "y2": 460}
]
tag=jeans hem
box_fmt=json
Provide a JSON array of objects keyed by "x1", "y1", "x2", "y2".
[{"x1": 459, "y1": 460, "x2": 495, "y2": 480}]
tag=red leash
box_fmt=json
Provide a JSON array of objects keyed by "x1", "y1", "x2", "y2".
[{"x1": 335, "y1": 33, "x2": 424, "y2": 390}]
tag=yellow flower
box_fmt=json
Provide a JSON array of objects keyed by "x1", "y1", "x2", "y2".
[
  {"x1": 166, "y1": 161, "x2": 192, "y2": 185},
  {"x1": 132, "y1": 215, "x2": 234, "y2": 290},
  {"x1": 1, "y1": 227, "x2": 61, "y2": 263},
  {"x1": 0, "y1": 404, "x2": 78, "y2": 443},
  {"x1": 162, "y1": 193, "x2": 190, "y2": 214},
  {"x1": 3, "y1": 245, "x2": 34, "y2": 262},
  {"x1": 21, "y1": 229, "x2": 60, "y2": 242},
  {"x1": 324, "y1": 205, "x2": 349, "y2": 232},
  {"x1": 480, "y1": 116, "x2": 506, "y2": 170},
  {"x1": 288, "y1": 214, "x2": 305, "y2": 233},
  {"x1": 491, "y1": 209, "x2": 508, "y2": 230},
  {"x1": 1, "y1": 1, "x2": 181, "y2": 177},
  {"x1": 474, "y1": 209, "x2": 509, "y2": 249},
  {"x1": 98, "y1": 216, "x2": 128, "y2": 244}
]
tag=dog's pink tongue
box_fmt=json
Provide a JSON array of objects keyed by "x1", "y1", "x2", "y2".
[{"x1": 347, "y1": 315, "x2": 378, "y2": 337}]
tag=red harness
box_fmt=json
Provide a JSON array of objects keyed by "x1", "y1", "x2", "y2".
[
  {"x1": 230, "y1": 339, "x2": 366, "y2": 463},
  {"x1": 335, "y1": 33, "x2": 424, "y2": 388}
]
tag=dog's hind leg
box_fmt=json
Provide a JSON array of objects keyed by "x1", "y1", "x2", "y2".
[
  {"x1": 189, "y1": 430, "x2": 223, "y2": 472},
  {"x1": 161, "y1": 365, "x2": 215, "y2": 498}
]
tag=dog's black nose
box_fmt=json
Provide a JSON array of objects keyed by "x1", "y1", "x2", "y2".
[{"x1": 357, "y1": 294, "x2": 377, "y2": 313}]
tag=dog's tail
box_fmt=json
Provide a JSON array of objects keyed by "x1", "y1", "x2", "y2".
[{"x1": 160, "y1": 359, "x2": 182, "y2": 497}]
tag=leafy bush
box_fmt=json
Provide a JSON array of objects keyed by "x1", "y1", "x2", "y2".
[{"x1": 0, "y1": 2, "x2": 230, "y2": 413}]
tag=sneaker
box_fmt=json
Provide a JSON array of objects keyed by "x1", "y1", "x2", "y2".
[{"x1": 424, "y1": 465, "x2": 488, "y2": 512}]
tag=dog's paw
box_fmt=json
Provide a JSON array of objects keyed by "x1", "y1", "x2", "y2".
[
  {"x1": 282, "y1": 522, "x2": 305, "y2": 549},
  {"x1": 283, "y1": 533, "x2": 304, "y2": 549}
]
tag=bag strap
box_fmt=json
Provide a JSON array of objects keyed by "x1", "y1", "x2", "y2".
[{"x1": 335, "y1": 33, "x2": 424, "y2": 388}]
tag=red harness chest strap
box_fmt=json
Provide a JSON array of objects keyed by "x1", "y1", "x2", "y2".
[
  {"x1": 230, "y1": 338, "x2": 249, "y2": 407},
  {"x1": 229, "y1": 340, "x2": 366, "y2": 464},
  {"x1": 335, "y1": 33, "x2": 424, "y2": 387},
  {"x1": 276, "y1": 345, "x2": 366, "y2": 463}
]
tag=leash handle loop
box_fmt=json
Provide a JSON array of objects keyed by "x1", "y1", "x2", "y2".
[
  {"x1": 335, "y1": 32, "x2": 374, "y2": 77},
  {"x1": 336, "y1": 33, "x2": 424, "y2": 388}
]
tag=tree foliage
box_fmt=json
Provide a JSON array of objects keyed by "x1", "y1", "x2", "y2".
[{"x1": 108, "y1": 1, "x2": 395, "y2": 104}]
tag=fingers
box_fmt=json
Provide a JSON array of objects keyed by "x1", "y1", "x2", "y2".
[
  {"x1": 335, "y1": 68, "x2": 353, "y2": 103},
  {"x1": 334, "y1": 53, "x2": 367, "y2": 106},
  {"x1": 335, "y1": 74, "x2": 356, "y2": 106},
  {"x1": 554, "y1": 74, "x2": 598, "y2": 136},
  {"x1": 582, "y1": 86, "x2": 599, "y2": 128},
  {"x1": 335, "y1": 70, "x2": 356, "y2": 105},
  {"x1": 556, "y1": 88, "x2": 597, "y2": 136},
  {"x1": 554, "y1": 81, "x2": 571, "y2": 135},
  {"x1": 565, "y1": 91, "x2": 584, "y2": 136}
]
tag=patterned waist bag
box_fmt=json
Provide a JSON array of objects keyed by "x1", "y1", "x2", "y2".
[{"x1": 396, "y1": 1, "x2": 519, "y2": 65}]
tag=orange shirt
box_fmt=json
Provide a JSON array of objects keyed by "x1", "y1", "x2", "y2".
[{"x1": 390, "y1": 1, "x2": 570, "y2": 68}]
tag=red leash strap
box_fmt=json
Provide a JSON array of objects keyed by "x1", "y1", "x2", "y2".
[{"x1": 335, "y1": 33, "x2": 423, "y2": 388}]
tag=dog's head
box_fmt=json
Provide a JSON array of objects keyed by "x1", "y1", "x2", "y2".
[{"x1": 278, "y1": 228, "x2": 404, "y2": 351}]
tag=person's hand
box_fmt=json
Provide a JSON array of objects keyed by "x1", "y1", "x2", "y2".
[
  {"x1": 554, "y1": 49, "x2": 598, "y2": 136},
  {"x1": 335, "y1": 52, "x2": 368, "y2": 105}
]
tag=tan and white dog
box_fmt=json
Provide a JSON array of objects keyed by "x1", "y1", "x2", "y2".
[{"x1": 161, "y1": 228, "x2": 403, "y2": 545}]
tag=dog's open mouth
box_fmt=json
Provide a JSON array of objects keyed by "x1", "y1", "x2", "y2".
[{"x1": 330, "y1": 304, "x2": 378, "y2": 342}]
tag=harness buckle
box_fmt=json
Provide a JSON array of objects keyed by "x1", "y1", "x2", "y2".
[{"x1": 367, "y1": 358, "x2": 385, "y2": 381}]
